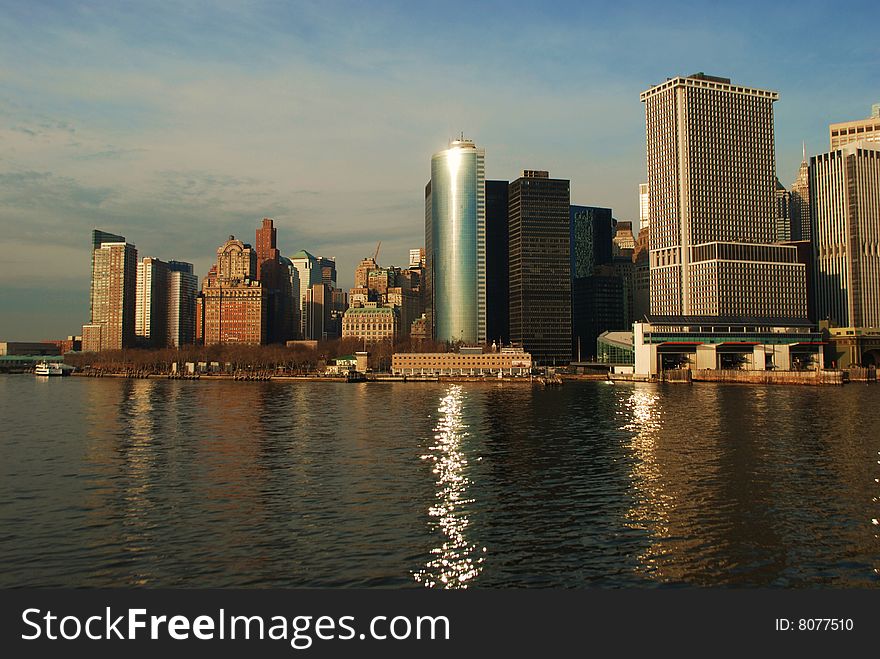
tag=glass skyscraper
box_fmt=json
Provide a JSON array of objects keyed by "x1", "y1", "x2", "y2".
[{"x1": 427, "y1": 138, "x2": 486, "y2": 344}]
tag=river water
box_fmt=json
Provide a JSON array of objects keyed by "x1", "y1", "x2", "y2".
[{"x1": 1, "y1": 376, "x2": 878, "y2": 588}]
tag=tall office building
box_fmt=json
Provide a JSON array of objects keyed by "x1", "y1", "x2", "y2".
[
  {"x1": 167, "y1": 261, "x2": 197, "y2": 347},
  {"x1": 789, "y1": 147, "x2": 811, "y2": 241},
  {"x1": 570, "y1": 206, "x2": 614, "y2": 277},
  {"x1": 319, "y1": 257, "x2": 337, "y2": 288},
  {"x1": 426, "y1": 137, "x2": 486, "y2": 344},
  {"x1": 570, "y1": 205, "x2": 620, "y2": 360},
  {"x1": 486, "y1": 179, "x2": 509, "y2": 345},
  {"x1": 638, "y1": 183, "x2": 650, "y2": 232},
  {"x1": 829, "y1": 105, "x2": 880, "y2": 150},
  {"x1": 640, "y1": 73, "x2": 807, "y2": 320},
  {"x1": 290, "y1": 250, "x2": 324, "y2": 339},
  {"x1": 86, "y1": 236, "x2": 138, "y2": 351},
  {"x1": 135, "y1": 257, "x2": 170, "y2": 347},
  {"x1": 811, "y1": 140, "x2": 880, "y2": 328},
  {"x1": 774, "y1": 178, "x2": 792, "y2": 242},
  {"x1": 508, "y1": 170, "x2": 571, "y2": 364},
  {"x1": 255, "y1": 218, "x2": 294, "y2": 343}
]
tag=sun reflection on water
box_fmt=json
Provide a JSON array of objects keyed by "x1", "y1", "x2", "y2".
[{"x1": 413, "y1": 385, "x2": 485, "y2": 588}]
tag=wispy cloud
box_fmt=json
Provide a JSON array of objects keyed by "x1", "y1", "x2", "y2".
[{"x1": 0, "y1": 0, "x2": 877, "y2": 338}]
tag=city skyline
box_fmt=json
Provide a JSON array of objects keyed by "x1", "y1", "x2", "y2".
[{"x1": 1, "y1": 1, "x2": 878, "y2": 340}]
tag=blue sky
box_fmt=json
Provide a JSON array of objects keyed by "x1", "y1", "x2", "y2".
[{"x1": 0, "y1": 0, "x2": 877, "y2": 340}]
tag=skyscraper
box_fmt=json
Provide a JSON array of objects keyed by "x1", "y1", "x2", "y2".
[
  {"x1": 89, "y1": 229, "x2": 125, "y2": 326},
  {"x1": 829, "y1": 104, "x2": 880, "y2": 150},
  {"x1": 638, "y1": 183, "x2": 650, "y2": 232},
  {"x1": 811, "y1": 140, "x2": 880, "y2": 328},
  {"x1": 289, "y1": 250, "x2": 323, "y2": 339},
  {"x1": 255, "y1": 218, "x2": 294, "y2": 343},
  {"x1": 426, "y1": 137, "x2": 486, "y2": 344},
  {"x1": 167, "y1": 261, "x2": 197, "y2": 347},
  {"x1": 85, "y1": 236, "x2": 138, "y2": 351},
  {"x1": 640, "y1": 73, "x2": 807, "y2": 320},
  {"x1": 485, "y1": 179, "x2": 509, "y2": 345},
  {"x1": 789, "y1": 148, "x2": 811, "y2": 241},
  {"x1": 135, "y1": 257, "x2": 169, "y2": 347},
  {"x1": 774, "y1": 178, "x2": 792, "y2": 242},
  {"x1": 508, "y1": 170, "x2": 571, "y2": 365}
]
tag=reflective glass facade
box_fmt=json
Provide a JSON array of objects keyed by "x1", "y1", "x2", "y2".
[{"x1": 429, "y1": 139, "x2": 485, "y2": 343}]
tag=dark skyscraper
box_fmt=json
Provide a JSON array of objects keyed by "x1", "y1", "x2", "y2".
[
  {"x1": 508, "y1": 170, "x2": 571, "y2": 365},
  {"x1": 569, "y1": 206, "x2": 624, "y2": 360},
  {"x1": 486, "y1": 179, "x2": 509, "y2": 345},
  {"x1": 570, "y1": 206, "x2": 613, "y2": 277}
]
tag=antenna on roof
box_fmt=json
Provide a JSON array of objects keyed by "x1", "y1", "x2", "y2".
[{"x1": 802, "y1": 141, "x2": 806, "y2": 162}]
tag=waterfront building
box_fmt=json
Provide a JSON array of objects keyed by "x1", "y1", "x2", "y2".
[
  {"x1": 810, "y1": 140, "x2": 880, "y2": 330},
  {"x1": 89, "y1": 229, "x2": 125, "y2": 324},
  {"x1": 789, "y1": 146, "x2": 811, "y2": 241},
  {"x1": 633, "y1": 317, "x2": 824, "y2": 376},
  {"x1": 638, "y1": 183, "x2": 650, "y2": 232},
  {"x1": 391, "y1": 346, "x2": 532, "y2": 376},
  {"x1": 0, "y1": 342, "x2": 61, "y2": 356},
  {"x1": 426, "y1": 137, "x2": 486, "y2": 344},
  {"x1": 640, "y1": 73, "x2": 807, "y2": 321},
  {"x1": 569, "y1": 205, "x2": 620, "y2": 360},
  {"x1": 571, "y1": 267, "x2": 625, "y2": 362},
  {"x1": 135, "y1": 257, "x2": 169, "y2": 348},
  {"x1": 596, "y1": 331, "x2": 635, "y2": 365},
  {"x1": 341, "y1": 304, "x2": 399, "y2": 343},
  {"x1": 44, "y1": 336, "x2": 82, "y2": 354},
  {"x1": 202, "y1": 236, "x2": 267, "y2": 345},
  {"x1": 823, "y1": 325, "x2": 880, "y2": 368},
  {"x1": 508, "y1": 170, "x2": 571, "y2": 364},
  {"x1": 85, "y1": 237, "x2": 138, "y2": 351},
  {"x1": 486, "y1": 179, "x2": 510, "y2": 345},
  {"x1": 167, "y1": 261, "x2": 197, "y2": 347},
  {"x1": 829, "y1": 104, "x2": 880, "y2": 150}
]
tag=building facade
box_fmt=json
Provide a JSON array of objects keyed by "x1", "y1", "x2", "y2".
[
  {"x1": 508, "y1": 170, "x2": 571, "y2": 364},
  {"x1": 638, "y1": 183, "x2": 650, "y2": 232},
  {"x1": 829, "y1": 105, "x2": 880, "y2": 150},
  {"x1": 789, "y1": 148, "x2": 811, "y2": 242},
  {"x1": 427, "y1": 137, "x2": 486, "y2": 344},
  {"x1": 202, "y1": 236, "x2": 267, "y2": 345},
  {"x1": 640, "y1": 73, "x2": 807, "y2": 321},
  {"x1": 86, "y1": 238, "x2": 138, "y2": 351},
  {"x1": 167, "y1": 261, "x2": 197, "y2": 347},
  {"x1": 391, "y1": 346, "x2": 532, "y2": 376},
  {"x1": 810, "y1": 141, "x2": 880, "y2": 329},
  {"x1": 135, "y1": 257, "x2": 169, "y2": 348},
  {"x1": 341, "y1": 305, "x2": 399, "y2": 343},
  {"x1": 486, "y1": 179, "x2": 510, "y2": 345}
]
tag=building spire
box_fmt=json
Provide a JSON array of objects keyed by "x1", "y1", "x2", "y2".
[{"x1": 802, "y1": 140, "x2": 806, "y2": 162}]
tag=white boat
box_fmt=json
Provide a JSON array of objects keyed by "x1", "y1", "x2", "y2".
[{"x1": 34, "y1": 362, "x2": 65, "y2": 376}]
